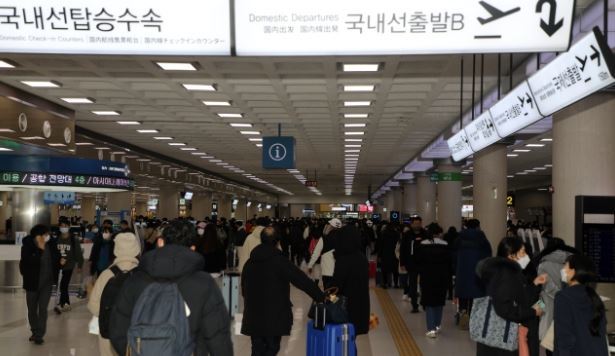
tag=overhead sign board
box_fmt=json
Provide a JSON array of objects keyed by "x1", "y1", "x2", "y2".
[
  {"x1": 234, "y1": 0, "x2": 575, "y2": 55},
  {"x1": 262, "y1": 136, "x2": 296, "y2": 169},
  {"x1": 528, "y1": 27, "x2": 615, "y2": 116},
  {"x1": 464, "y1": 111, "x2": 501, "y2": 152},
  {"x1": 305, "y1": 180, "x2": 318, "y2": 187},
  {"x1": 0, "y1": 155, "x2": 129, "y2": 178},
  {"x1": 491, "y1": 81, "x2": 544, "y2": 138},
  {"x1": 0, "y1": 172, "x2": 133, "y2": 190},
  {"x1": 447, "y1": 130, "x2": 474, "y2": 162},
  {"x1": 0, "y1": 0, "x2": 231, "y2": 55}
]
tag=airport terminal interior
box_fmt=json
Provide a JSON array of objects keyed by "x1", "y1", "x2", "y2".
[{"x1": 0, "y1": 0, "x2": 614, "y2": 355}]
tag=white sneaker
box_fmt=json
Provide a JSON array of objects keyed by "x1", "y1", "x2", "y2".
[
  {"x1": 402, "y1": 295, "x2": 409, "y2": 301},
  {"x1": 425, "y1": 330, "x2": 437, "y2": 338},
  {"x1": 436, "y1": 326, "x2": 441, "y2": 334}
]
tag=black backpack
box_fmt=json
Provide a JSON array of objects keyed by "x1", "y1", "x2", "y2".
[{"x1": 99, "y1": 265, "x2": 132, "y2": 338}]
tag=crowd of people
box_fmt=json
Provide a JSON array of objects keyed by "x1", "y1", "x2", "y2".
[{"x1": 17, "y1": 213, "x2": 608, "y2": 356}]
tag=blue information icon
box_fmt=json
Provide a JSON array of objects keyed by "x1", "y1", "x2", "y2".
[{"x1": 262, "y1": 136, "x2": 295, "y2": 169}]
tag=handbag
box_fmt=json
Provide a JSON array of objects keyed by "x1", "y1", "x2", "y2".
[
  {"x1": 469, "y1": 296, "x2": 519, "y2": 351},
  {"x1": 540, "y1": 322, "x2": 554, "y2": 351},
  {"x1": 308, "y1": 287, "x2": 350, "y2": 328}
]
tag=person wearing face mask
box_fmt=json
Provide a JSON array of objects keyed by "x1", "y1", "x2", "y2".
[
  {"x1": 54, "y1": 219, "x2": 84, "y2": 313},
  {"x1": 89, "y1": 227, "x2": 116, "y2": 277},
  {"x1": 553, "y1": 254, "x2": 608, "y2": 356},
  {"x1": 20, "y1": 224, "x2": 60, "y2": 345},
  {"x1": 476, "y1": 237, "x2": 547, "y2": 356}
]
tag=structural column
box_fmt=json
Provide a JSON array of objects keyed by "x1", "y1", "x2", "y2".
[
  {"x1": 436, "y1": 160, "x2": 463, "y2": 231},
  {"x1": 191, "y1": 192, "x2": 212, "y2": 220},
  {"x1": 473, "y1": 144, "x2": 508, "y2": 249},
  {"x1": 416, "y1": 175, "x2": 436, "y2": 224},
  {"x1": 157, "y1": 188, "x2": 179, "y2": 219},
  {"x1": 107, "y1": 192, "x2": 132, "y2": 213},
  {"x1": 0, "y1": 192, "x2": 9, "y2": 238},
  {"x1": 11, "y1": 189, "x2": 51, "y2": 239},
  {"x1": 392, "y1": 187, "x2": 403, "y2": 213},
  {"x1": 403, "y1": 182, "x2": 418, "y2": 216},
  {"x1": 80, "y1": 196, "x2": 96, "y2": 225}
]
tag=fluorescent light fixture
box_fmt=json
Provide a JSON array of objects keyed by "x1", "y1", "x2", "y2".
[
  {"x1": 526, "y1": 143, "x2": 545, "y2": 147},
  {"x1": 345, "y1": 144, "x2": 362, "y2": 148},
  {"x1": 209, "y1": 159, "x2": 222, "y2": 163},
  {"x1": 507, "y1": 175, "x2": 515, "y2": 178},
  {"x1": 344, "y1": 85, "x2": 375, "y2": 92},
  {"x1": 249, "y1": 138, "x2": 263, "y2": 142},
  {"x1": 75, "y1": 142, "x2": 93, "y2": 146},
  {"x1": 201, "y1": 155, "x2": 214, "y2": 159},
  {"x1": 534, "y1": 167, "x2": 547, "y2": 170},
  {"x1": 345, "y1": 138, "x2": 363, "y2": 142},
  {"x1": 136, "y1": 158, "x2": 151, "y2": 162},
  {"x1": 92, "y1": 110, "x2": 120, "y2": 116},
  {"x1": 216, "y1": 162, "x2": 229, "y2": 166},
  {"x1": 525, "y1": 170, "x2": 537, "y2": 173},
  {"x1": 111, "y1": 151, "x2": 126, "y2": 155},
  {"x1": 256, "y1": 144, "x2": 263, "y2": 147},
  {"x1": 345, "y1": 132, "x2": 365, "y2": 136},
  {"x1": 344, "y1": 123, "x2": 366, "y2": 128},
  {"x1": 343, "y1": 64, "x2": 379, "y2": 72},
  {"x1": 240, "y1": 131, "x2": 260, "y2": 135},
  {"x1": 155, "y1": 62, "x2": 197, "y2": 71},
  {"x1": 21, "y1": 80, "x2": 61, "y2": 88},
  {"x1": 0, "y1": 147, "x2": 13, "y2": 151},
  {"x1": 540, "y1": 138, "x2": 553, "y2": 142},
  {"x1": 182, "y1": 84, "x2": 216, "y2": 91},
  {"x1": 345, "y1": 154, "x2": 360, "y2": 157},
  {"x1": 19, "y1": 136, "x2": 44, "y2": 140},
  {"x1": 344, "y1": 101, "x2": 371, "y2": 107},
  {"x1": 345, "y1": 150, "x2": 360, "y2": 153},
  {"x1": 116, "y1": 121, "x2": 141, "y2": 125},
  {"x1": 191, "y1": 152, "x2": 207, "y2": 155},
  {"x1": 0, "y1": 128, "x2": 15, "y2": 133},
  {"x1": 168, "y1": 143, "x2": 186, "y2": 146},
  {"x1": 218, "y1": 113, "x2": 242, "y2": 118},
  {"x1": 507, "y1": 154, "x2": 519, "y2": 157},
  {"x1": 60, "y1": 97, "x2": 94, "y2": 104},
  {"x1": 544, "y1": 164, "x2": 553, "y2": 167},
  {"x1": 202, "y1": 100, "x2": 231, "y2": 106},
  {"x1": 345, "y1": 158, "x2": 359, "y2": 161},
  {"x1": 154, "y1": 136, "x2": 173, "y2": 140},
  {"x1": 137, "y1": 129, "x2": 159, "y2": 133},
  {"x1": 344, "y1": 113, "x2": 369, "y2": 118},
  {"x1": 538, "y1": 188, "x2": 549, "y2": 191},
  {"x1": 47, "y1": 143, "x2": 66, "y2": 147},
  {"x1": 180, "y1": 148, "x2": 197, "y2": 151},
  {"x1": 95, "y1": 147, "x2": 110, "y2": 150},
  {"x1": 0, "y1": 60, "x2": 16, "y2": 68},
  {"x1": 513, "y1": 149, "x2": 531, "y2": 153},
  {"x1": 229, "y1": 123, "x2": 252, "y2": 128}
]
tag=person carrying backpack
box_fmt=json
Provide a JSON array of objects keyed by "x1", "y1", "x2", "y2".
[
  {"x1": 109, "y1": 219, "x2": 233, "y2": 356},
  {"x1": 88, "y1": 232, "x2": 141, "y2": 356}
]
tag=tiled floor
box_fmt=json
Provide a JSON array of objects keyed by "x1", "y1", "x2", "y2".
[{"x1": 0, "y1": 285, "x2": 479, "y2": 356}]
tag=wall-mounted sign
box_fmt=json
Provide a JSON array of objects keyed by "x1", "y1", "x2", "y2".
[
  {"x1": 0, "y1": 171, "x2": 133, "y2": 190},
  {"x1": 262, "y1": 136, "x2": 296, "y2": 169},
  {"x1": 0, "y1": 0, "x2": 231, "y2": 55},
  {"x1": 235, "y1": 0, "x2": 574, "y2": 55},
  {"x1": 464, "y1": 111, "x2": 501, "y2": 152},
  {"x1": 528, "y1": 27, "x2": 615, "y2": 116},
  {"x1": 506, "y1": 192, "x2": 515, "y2": 206},
  {"x1": 390, "y1": 211, "x2": 400, "y2": 223},
  {"x1": 491, "y1": 81, "x2": 544, "y2": 138},
  {"x1": 43, "y1": 191, "x2": 75, "y2": 205}
]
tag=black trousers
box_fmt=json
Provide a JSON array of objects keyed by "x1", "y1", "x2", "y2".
[
  {"x1": 322, "y1": 276, "x2": 335, "y2": 290},
  {"x1": 407, "y1": 269, "x2": 419, "y2": 309},
  {"x1": 459, "y1": 298, "x2": 474, "y2": 314},
  {"x1": 59, "y1": 268, "x2": 73, "y2": 306},
  {"x1": 26, "y1": 285, "x2": 52, "y2": 339},
  {"x1": 251, "y1": 336, "x2": 281, "y2": 356},
  {"x1": 525, "y1": 317, "x2": 540, "y2": 356}
]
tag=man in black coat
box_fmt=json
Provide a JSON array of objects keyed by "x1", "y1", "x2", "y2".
[
  {"x1": 242, "y1": 227, "x2": 325, "y2": 356},
  {"x1": 399, "y1": 216, "x2": 427, "y2": 312},
  {"x1": 109, "y1": 220, "x2": 233, "y2": 356},
  {"x1": 19, "y1": 224, "x2": 60, "y2": 345}
]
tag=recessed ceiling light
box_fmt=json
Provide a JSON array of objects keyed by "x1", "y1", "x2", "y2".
[
  {"x1": 209, "y1": 159, "x2": 222, "y2": 163},
  {"x1": 19, "y1": 136, "x2": 44, "y2": 140},
  {"x1": 155, "y1": 62, "x2": 197, "y2": 71},
  {"x1": 111, "y1": 151, "x2": 126, "y2": 155},
  {"x1": 344, "y1": 113, "x2": 369, "y2": 118},
  {"x1": 343, "y1": 85, "x2": 375, "y2": 92},
  {"x1": 202, "y1": 100, "x2": 231, "y2": 106},
  {"x1": 218, "y1": 113, "x2": 243, "y2": 118},
  {"x1": 136, "y1": 158, "x2": 151, "y2": 162},
  {"x1": 47, "y1": 143, "x2": 66, "y2": 147},
  {"x1": 345, "y1": 144, "x2": 362, "y2": 148},
  {"x1": 60, "y1": 97, "x2": 95, "y2": 104},
  {"x1": 345, "y1": 154, "x2": 360, "y2": 157},
  {"x1": 343, "y1": 63, "x2": 380, "y2": 72},
  {"x1": 168, "y1": 143, "x2": 186, "y2": 146},
  {"x1": 21, "y1": 80, "x2": 61, "y2": 88},
  {"x1": 116, "y1": 121, "x2": 141, "y2": 125},
  {"x1": 240, "y1": 131, "x2": 260, "y2": 135},
  {"x1": 0, "y1": 128, "x2": 15, "y2": 133},
  {"x1": 92, "y1": 110, "x2": 120, "y2": 116},
  {"x1": 513, "y1": 149, "x2": 531, "y2": 152},
  {"x1": 507, "y1": 175, "x2": 515, "y2": 178},
  {"x1": 540, "y1": 138, "x2": 553, "y2": 142},
  {"x1": 95, "y1": 147, "x2": 110, "y2": 150},
  {"x1": 534, "y1": 167, "x2": 547, "y2": 170},
  {"x1": 538, "y1": 188, "x2": 549, "y2": 191},
  {"x1": 507, "y1": 154, "x2": 518, "y2": 157},
  {"x1": 525, "y1": 144, "x2": 545, "y2": 147},
  {"x1": 256, "y1": 144, "x2": 263, "y2": 147},
  {"x1": 544, "y1": 164, "x2": 552, "y2": 167},
  {"x1": 344, "y1": 123, "x2": 366, "y2": 128},
  {"x1": 216, "y1": 162, "x2": 229, "y2": 166},
  {"x1": 182, "y1": 84, "x2": 216, "y2": 91},
  {"x1": 75, "y1": 142, "x2": 93, "y2": 146},
  {"x1": 0, "y1": 60, "x2": 16, "y2": 68},
  {"x1": 344, "y1": 101, "x2": 371, "y2": 107},
  {"x1": 345, "y1": 132, "x2": 365, "y2": 136},
  {"x1": 191, "y1": 152, "x2": 207, "y2": 155},
  {"x1": 525, "y1": 169, "x2": 537, "y2": 173},
  {"x1": 137, "y1": 129, "x2": 159, "y2": 133},
  {"x1": 154, "y1": 136, "x2": 173, "y2": 140},
  {"x1": 345, "y1": 138, "x2": 363, "y2": 142},
  {"x1": 0, "y1": 147, "x2": 13, "y2": 151},
  {"x1": 201, "y1": 155, "x2": 214, "y2": 159},
  {"x1": 249, "y1": 138, "x2": 263, "y2": 142},
  {"x1": 345, "y1": 158, "x2": 359, "y2": 161},
  {"x1": 180, "y1": 148, "x2": 197, "y2": 151},
  {"x1": 230, "y1": 123, "x2": 252, "y2": 128}
]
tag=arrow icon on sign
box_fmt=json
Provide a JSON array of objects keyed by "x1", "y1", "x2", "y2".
[
  {"x1": 590, "y1": 45, "x2": 601, "y2": 66},
  {"x1": 536, "y1": 0, "x2": 564, "y2": 37}
]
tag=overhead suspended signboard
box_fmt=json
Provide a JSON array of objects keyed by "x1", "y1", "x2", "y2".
[
  {"x1": 234, "y1": 0, "x2": 575, "y2": 55},
  {"x1": 447, "y1": 27, "x2": 615, "y2": 162},
  {"x1": 0, "y1": 0, "x2": 230, "y2": 55}
]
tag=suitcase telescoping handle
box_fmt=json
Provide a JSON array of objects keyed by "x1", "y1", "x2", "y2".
[{"x1": 342, "y1": 324, "x2": 348, "y2": 356}]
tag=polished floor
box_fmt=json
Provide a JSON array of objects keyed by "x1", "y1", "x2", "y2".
[{"x1": 0, "y1": 283, "x2": 478, "y2": 356}]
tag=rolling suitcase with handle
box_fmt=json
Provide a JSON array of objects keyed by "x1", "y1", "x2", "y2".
[{"x1": 307, "y1": 321, "x2": 356, "y2": 356}]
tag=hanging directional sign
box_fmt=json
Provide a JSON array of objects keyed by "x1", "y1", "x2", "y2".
[
  {"x1": 528, "y1": 27, "x2": 615, "y2": 116},
  {"x1": 464, "y1": 111, "x2": 501, "y2": 152},
  {"x1": 491, "y1": 81, "x2": 544, "y2": 138},
  {"x1": 447, "y1": 130, "x2": 474, "y2": 162},
  {"x1": 262, "y1": 136, "x2": 296, "y2": 169},
  {"x1": 234, "y1": 0, "x2": 575, "y2": 55},
  {"x1": 43, "y1": 191, "x2": 75, "y2": 205}
]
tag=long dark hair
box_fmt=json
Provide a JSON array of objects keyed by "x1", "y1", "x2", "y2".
[
  {"x1": 201, "y1": 224, "x2": 221, "y2": 253},
  {"x1": 566, "y1": 254, "x2": 604, "y2": 336},
  {"x1": 496, "y1": 237, "x2": 524, "y2": 258}
]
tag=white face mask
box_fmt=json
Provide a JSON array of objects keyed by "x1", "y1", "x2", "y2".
[
  {"x1": 92, "y1": 228, "x2": 99, "y2": 233},
  {"x1": 60, "y1": 227, "x2": 69, "y2": 234},
  {"x1": 517, "y1": 254, "x2": 531, "y2": 269},
  {"x1": 197, "y1": 228, "x2": 205, "y2": 236},
  {"x1": 561, "y1": 269, "x2": 569, "y2": 283},
  {"x1": 102, "y1": 232, "x2": 112, "y2": 240},
  {"x1": 43, "y1": 235, "x2": 50, "y2": 243}
]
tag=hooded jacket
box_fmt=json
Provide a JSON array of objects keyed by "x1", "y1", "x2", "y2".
[
  {"x1": 109, "y1": 244, "x2": 233, "y2": 356},
  {"x1": 537, "y1": 249, "x2": 573, "y2": 340},
  {"x1": 238, "y1": 225, "x2": 265, "y2": 273},
  {"x1": 20, "y1": 235, "x2": 60, "y2": 292},
  {"x1": 241, "y1": 244, "x2": 324, "y2": 336},
  {"x1": 454, "y1": 228, "x2": 492, "y2": 299}
]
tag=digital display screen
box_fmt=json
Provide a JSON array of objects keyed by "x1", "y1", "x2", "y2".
[
  {"x1": 0, "y1": 171, "x2": 134, "y2": 190},
  {"x1": 582, "y1": 224, "x2": 615, "y2": 282},
  {"x1": 184, "y1": 192, "x2": 193, "y2": 200}
]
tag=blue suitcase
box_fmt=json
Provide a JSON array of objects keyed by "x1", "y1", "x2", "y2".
[{"x1": 307, "y1": 321, "x2": 357, "y2": 356}]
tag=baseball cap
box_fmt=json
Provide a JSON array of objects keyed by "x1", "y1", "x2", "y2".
[{"x1": 328, "y1": 218, "x2": 342, "y2": 229}]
